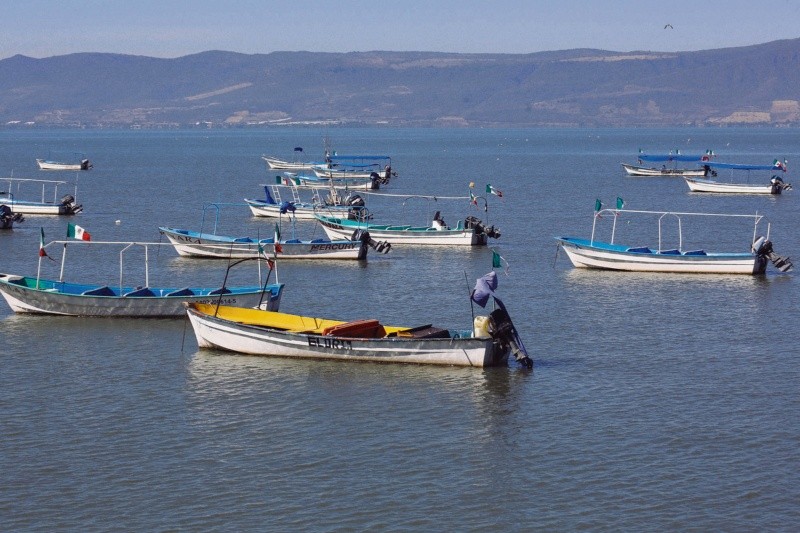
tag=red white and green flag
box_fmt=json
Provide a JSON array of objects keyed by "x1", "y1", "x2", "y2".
[
  {"x1": 67, "y1": 223, "x2": 91, "y2": 241},
  {"x1": 274, "y1": 224, "x2": 283, "y2": 254},
  {"x1": 486, "y1": 184, "x2": 503, "y2": 197},
  {"x1": 39, "y1": 227, "x2": 48, "y2": 257}
]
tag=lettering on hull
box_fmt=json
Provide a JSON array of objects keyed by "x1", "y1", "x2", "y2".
[{"x1": 307, "y1": 336, "x2": 353, "y2": 350}]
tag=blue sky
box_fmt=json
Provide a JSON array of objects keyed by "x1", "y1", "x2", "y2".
[{"x1": 1, "y1": 0, "x2": 799, "y2": 59}]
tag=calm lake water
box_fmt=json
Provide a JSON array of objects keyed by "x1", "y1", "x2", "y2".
[{"x1": 1, "y1": 127, "x2": 798, "y2": 531}]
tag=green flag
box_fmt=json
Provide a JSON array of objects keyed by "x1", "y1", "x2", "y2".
[
  {"x1": 595, "y1": 199, "x2": 602, "y2": 211},
  {"x1": 492, "y1": 250, "x2": 501, "y2": 268},
  {"x1": 616, "y1": 197, "x2": 624, "y2": 209}
]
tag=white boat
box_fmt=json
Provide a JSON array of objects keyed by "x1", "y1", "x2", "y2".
[
  {"x1": 315, "y1": 209, "x2": 500, "y2": 246},
  {"x1": 556, "y1": 208, "x2": 793, "y2": 274},
  {"x1": 0, "y1": 177, "x2": 82, "y2": 215},
  {"x1": 621, "y1": 150, "x2": 712, "y2": 176},
  {"x1": 36, "y1": 158, "x2": 92, "y2": 171},
  {"x1": 158, "y1": 226, "x2": 389, "y2": 260},
  {"x1": 244, "y1": 183, "x2": 364, "y2": 220},
  {"x1": 621, "y1": 162, "x2": 708, "y2": 177},
  {"x1": 683, "y1": 161, "x2": 792, "y2": 194},
  {"x1": 262, "y1": 156, "x2": 319, "y2": 171},
  {"x1": 185, "y1": 271, "x2": 532, "y2": 368},
  {"x1": 0, "y1": 240, "x2": 284, "y2": 317}
]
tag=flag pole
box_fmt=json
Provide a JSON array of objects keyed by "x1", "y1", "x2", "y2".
[{"x1": 465, "y1": 271, "x2": 475, "y2": 324}]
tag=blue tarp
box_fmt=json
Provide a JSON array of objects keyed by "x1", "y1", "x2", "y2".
[{"x1": 705, "y1": 162, "x2": 778, "y2": 171}]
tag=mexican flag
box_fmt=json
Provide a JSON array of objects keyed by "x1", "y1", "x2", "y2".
[
  {"x1": 39, "y1": 227, "x2": 48, "y2": 257},
  {"x1": 274, "y1": 224, "x2": 283, "y2": 254},
  {"x1": 486, "y1": 184, "x2": 503, "y2": 197},
  {"x1": 67, "y1": 223, "x2": 91, "y2": 241}
]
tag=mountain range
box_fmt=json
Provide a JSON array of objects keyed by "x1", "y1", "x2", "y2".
[{"x1": 1, "y1": 38, "x2": 799, "y2": 128}]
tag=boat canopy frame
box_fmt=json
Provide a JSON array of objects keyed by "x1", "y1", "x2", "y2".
[{"x1": 590, "y1": 208, "x2": 767, "y2": 253}]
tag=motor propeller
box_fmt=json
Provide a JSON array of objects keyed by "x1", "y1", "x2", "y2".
[{"x1": 753, "y1": 237, "x2": 793, "y2": 272}]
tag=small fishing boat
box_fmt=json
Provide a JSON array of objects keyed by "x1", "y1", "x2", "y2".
[
  {"x1": 0, "y1": 204, "x2": 24, "y2": 229},
  {"x1": 36, "y1": 158, "x2": 92, "y2": 171},
  {"x1": 621, "y1": 150, "x2": 712, "y2": 177},
  {"x1": 315, "y1": 209, "x2": 500, "y2": 246},
  {"x1": 185, "y1": 271, "x2": 532, "y2": 368},
  {"x1": 0, "y1": 240, "x2": 283, "y2": 317},
  {"x1": 313, "y1": 154, "x2": 395, "y2": 181},
  {"x1": 262, "y1": 154, "x2": 319, "y2": 171},
  {"x1": 1, "y1": 177, "x2": 82, "y2": 215},
  {"x1": 555, "y1": 207, "x2": 792, "y2": 274},
  {"x1": 158, "y1": 227, "x2": 389, "y2": 260},
  {"x1": 244, "y1": 182, "x2": 364, "y2": 220},
  {"x1": 683, "y1": 161, "x2": 792, "y2": 194}
]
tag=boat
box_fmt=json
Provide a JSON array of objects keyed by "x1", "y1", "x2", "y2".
[
  {"x1": 36, "y1": 158, "x2": 92, "y2": 171},
  {"x1": 0, "y1": 204, "x2": 24, "y2": 229},
  {"x1": 555, "y1": 207, "x2": 793, "y2": 274},
  {"x1": 0, "y1": 177, "x2": 82, "y2": 215},
  {"x1": 244, "y1": 182, "x2": 364, "y2": 220},
  {"x1": 315, "y1": 208, "x2": 500, "y2": 246},
  {"x1": 262, "y1": 146, "x2": 324, "y2": 171},
  {"x1": 683, "y1": 161, "x2": 792, "y2": 194},
  {"x1": 184, "y1": 271, "x2": 532, "y2": 368},
  {"x1": 158, "y1": 226, "x2": 390, "y2": 260},
  {"x1": 0, "y1": 240, "x2": 284, "y2": 317},
  {"x1": 313, "y1": 154, "x2": 394, "y2": 180},
  {"x1": 621, "y1": 150, "x2": 712, "y2": 177},
  {"x1": 291, "y1": 172, "x2": 383, "y2": 190}
]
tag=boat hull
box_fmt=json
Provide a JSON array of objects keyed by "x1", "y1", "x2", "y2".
[
  {"x1": 36, "y1": 159, "x2": 91, "y2": 171},
  {"x1": 244, "y1": 198, "x2": 351, "y2": 220},
  {"x1": 3, "y1": 200, "x2": 72, "y2": 215},
  {"x1": 316, "y1": 216, "x2": 487, "y2": 245},
  {"x1": 684, "y1": 177, "x2": 778, "y2": 194},
  {"x1": 159, "y1": 227, "x2": 368, "y2": 260},
  {"x1": 262, "y1": 156, "x2": 317, "y2": 171},
  {"x1": 185, "y1": 304, "x2": 509, "y2": 367},
  {"x1": 0, "y1": 274, "x2": 283, "y2": 317},
  {"x1": 622, "y1": 163, "x2": 706, "y2": 177},
  {"x1": 556, "y1": 238, "x2": 766, "y2": 274}
]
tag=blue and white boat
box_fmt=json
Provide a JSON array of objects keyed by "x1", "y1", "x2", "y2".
[
  {"x1": 159, "y1": 226, "x2": 389, "y2": 260},
  {"x1": 1, "y1": 177, "x2": 82, "y2": 215},
  {"x1": 0, "y1": 240, "x2": 283, "y2": 317},
  {"x1": 684, "y1": 160, "x2": 792, "y2": 194},
  {"x1": 621, "y1": 150, "x2": 713, "y2": 176},
  {"x1": 556, "y1": 208, "x2": 792, "y2": 274},
  {"x1": 244, "y1": 182, "x2": 363, "y2": 220}
]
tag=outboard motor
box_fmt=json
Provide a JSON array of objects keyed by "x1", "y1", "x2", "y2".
[
  {"x1": 351, "y1": 229, "x2": 391, "y2": 254},
  {"x1": 0, "y1": 204, "x2": 24, "y2": 229},
  {"x1": 487, "y1": 307, "x2": 532, "y2": 368},
  {"x1": 369, "y1": 172, "x2": 381, "y2": 189},
  {"x1": 464, "y1": 216, "x2": 501, "y2": 240},
  {"x1": 59, "y1": 194, "x2": 83, "y2": 215},
  {"x1": 80, "y1": 159, "x2": 93, "y2": 170},
  {"x1": 770, "y1": 175, "x2": 792, "y2": 194},
  {"x1": 346, "y1": 194, "x2": 365, "y2": 207},
  {"x1": 753, "y1": 236, "x2": 793, "y2": 272},
  {"x1": 347, "y1": 206, "x2": 371, "y2": 222}
]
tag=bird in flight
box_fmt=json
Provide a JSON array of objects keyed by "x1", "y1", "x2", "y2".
[{"x1": 664, "y1": 23, "x2": 673, "y2": 29}]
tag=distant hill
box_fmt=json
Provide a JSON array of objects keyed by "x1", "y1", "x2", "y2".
[{"x1": 2, "y1": 39, "x2": 800, "y2": 128}]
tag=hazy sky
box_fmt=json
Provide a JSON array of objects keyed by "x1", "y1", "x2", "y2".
[{"x1": 2, "y1": 0, "x2": 799, "y2": 59}]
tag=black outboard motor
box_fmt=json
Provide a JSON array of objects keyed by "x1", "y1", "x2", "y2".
[
  {"x1": 0, "y1": 204, "x2": 24, "y2": 229},
  {"x1": 487, "y1": 307, "x2": 532, "y2": 368},
  {"x1": 345, "y1": 194, "x2": 365, "y2": 208},
  {"x1": 59, "y1": 194, "x2": 83, "y2": 214},
  {"x1": 347, "y1": 206, "x2": 371, "y2": 222},
  {"x1": 753, "y1": 236, "x2": 793, "y2": 272},
  {"x1": 770, "y1": 175, "x2": 792, "y2": 194},
  {"x1": 464, "y1": 216, "x2": 501, "y2": 239},
  {"x1": 351, "y1": 229, "x2": 391, "y2": 254},
  {"x1": 369, "y1": 172, "x2": 382, "y2": 189}
]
